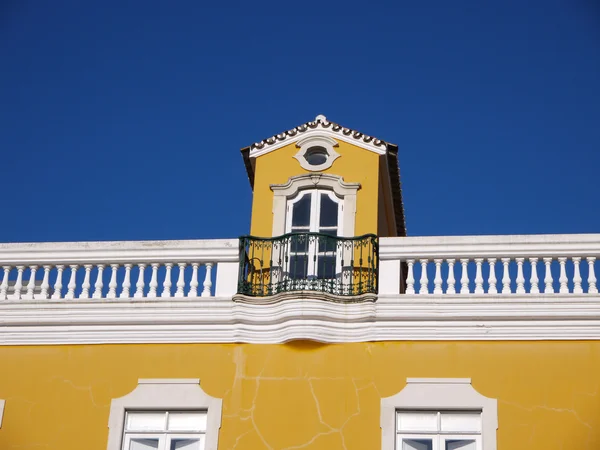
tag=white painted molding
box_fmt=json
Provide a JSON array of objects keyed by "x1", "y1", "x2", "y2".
[
  {"x1": 293, "y1": 134, "x2": 340, "y2": 171},
  {"x1": 379, "y1": 234, "x2": 600, "y2": 259},
  {"x1": 106, "y1": 379, "x2": 222, "y2": 450},
  {"x1": 270, "y1": 174, "x2": 360, "y2": 237},
  {"x1": 250, "y1": 126, "x2": 388, "y2": 157},
  {"x1": 381, "y1": 378, "x2": 498, "y2": 450},
  {"x1": 2, "y1": 294, "x2": 600, "y2": 344},
  {"x1": 0, "y1": 399, "x2": 4, "y2": 429},
  {"x1": 0, "y1": 239, "x2": 239, "y2": 265}
]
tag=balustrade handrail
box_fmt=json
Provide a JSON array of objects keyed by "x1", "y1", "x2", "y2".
[
  {"x1": 0, "y1": 238, "x2": 239, "y2": 264},
  {"x1": 379, "y1": 234, "x2": 600, "y2": 259}
]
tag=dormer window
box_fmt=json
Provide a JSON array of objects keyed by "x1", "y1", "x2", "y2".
[{"x1": 293, "y1": 135, "x2": 340, "y2": 171}]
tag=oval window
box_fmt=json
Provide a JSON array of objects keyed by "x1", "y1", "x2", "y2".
[{"x1": 304, "y1": 146, "x2": 328, "y2": 166}]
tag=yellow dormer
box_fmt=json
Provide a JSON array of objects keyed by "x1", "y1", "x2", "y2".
[
  {"x1": 241, "y1": 114, "x2": 407, "y2": 238},
  {"x1": 237, "y1": 115, "x2": 407, "y2": 300}
]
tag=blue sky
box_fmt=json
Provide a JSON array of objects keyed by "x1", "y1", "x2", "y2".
[{"x1": 1, "y1": 0, "x2": 599, "y2": 242}]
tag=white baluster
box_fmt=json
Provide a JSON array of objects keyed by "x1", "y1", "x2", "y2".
[
  {"x1": 202, "y1": 262, "x2": 213, "y2": 297},
  {"x1": 572, "y1": 257, "x2": 583, "y2": 294},
  {"x1": 65, "y1": 265, "x2": 78, "y2": 299},
  {"x1": 433, "y1": 259, "x2": 443, "y2": 294},
  {"x1": 558, "y1": 257, "x2": 569, "y2": 293},
  {"x1": 93, "y1": 264, "x2": 105, "y2": 299},
  {"x1": 0, "y1": 266, "x2": 10, "y2": 300},
  {"x1": 148, "y1": 263, "x2": 158, "y2": 297},
  {"x1": 446, "y1": 259, "x2": 456, "y2": 294},
  {"x1": 175, "y1": 262, "x2": 186, "y2": 298},
  {"x1": 24, "y1": 265, "x2": 38, "y2": 300},
  {"x1": 474, "y1": 259, "x2": 484, "y2": 294},
  {"x1": 80, "y1": 265, "x2": 92, "y2": 299},
  {"x1": 52, "y1": 265, "x2": 64, "y2": 299},
  {"x1": 487, "y1": 258, "x2": 497, "y2": 294},
  {"x1": 107, "y1": 264, "x2": 118, "y2": 298},
  {"x1": 418, "y1": 259, "x2": 429, "y2": 294},
  {"x1": 459, "y1": 259, "x2": 469, "y2": 294},
  {"x1": 515, "y1": 258, "x2": 525, "y2": 294},
  {"x1": 405, "y1": 260, "x2": 415, "y2": 294},
  {"x1": 501, "y1": 258, "x2": 511, "y2": 294},
  {"x1": 543, "y1": 258, "x2": 554, "y2": 293},
  {"x1": 529, "y1": 258, "x2": 539, "y2": 294},
  {"x1": 134, "y1": 264, "x2": 146, "y2": 298},
  {"x1": 38, "y1": 265, "x2": 51, "y2": 299},
  {"x1": 188, "y1": 263, "x2": 199, "y2": 297},
  {"x1": 12, "y1": 266, "x2": 24, "y2": 300},
  {"x1": 588, "y1": 257, "x2": 598, "y2": 294},
  {"x1": 120, "y1": 264, "x2": 132, "y2": 298},
  {"x1": 161, "y1": 263, "x2": 173, "y2": 298}
]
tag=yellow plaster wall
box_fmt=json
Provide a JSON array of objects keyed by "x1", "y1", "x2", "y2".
[
  {"x1": 249, "y1": 141, "x2": 380, "y2": 237},
  {"x1": 1, "y1": 342, "x2": 599, "y2": 449}
]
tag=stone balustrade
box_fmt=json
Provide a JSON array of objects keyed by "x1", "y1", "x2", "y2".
[
  {"x1": 379, "y1": 234, "x2": 600, "y2": 295},
  {"x1": 0, "y1": 239, "x2": 239, "y2": 300}
]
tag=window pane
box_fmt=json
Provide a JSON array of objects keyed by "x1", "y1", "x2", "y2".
[
  {"x1": 289, "y1": 255, "x2": 308, "y2": 279},
  {"x1": 304, "y1": 147, "x2": 328, "y2": 166},
  {"x1": 290, "y1": 234, "x2": 309, "y2": 254},
  {"x1": 170, "y1": 437, "x2": 204, "y2": 450},
  {"x1": 445, "y1": 439, "x2": 476, "y2": 450},
  {"x1": 319, "y1": 194, "x2": 338, "y2": 227},
  {"x1": 400, "y1": 438, "x2": 433, "y2": 450},
  {"x1": 317, "y1": 256, "x2": 337, "y2": 279},
  {"x1": 317, "y1": 232, "x2": 337, "y2": 253},
  {"x1": 397, "y1": 412, "x2": 438, "y2": 432},
  {"x1": 129, "y1": 438, "x2": 160, "y2": 450},
  {"x1": 126, "y1": 412, "x2": 166, "y2": 431},
  {"x1": 440, "y1": 412, "x2": 481, "y2": 433},
  {"x1": 292, "y1": 195, "x2": 311, "y2": 227},
  {"x1": 168, "y1": 412, "x2": 207, "y2": 431}
]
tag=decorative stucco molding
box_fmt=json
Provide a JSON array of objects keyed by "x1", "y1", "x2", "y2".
[
  {"x1": 381, "y1": 378, "x2": 498, "y2": 450},
  {"x1": 270, "y1": 173, "x2": 360, "y2": 237},
  {"x1": 106, "y1": 379, "x2": 222, "y2": 450},
  {"x1": 2, "y1": 294, "x2": 600, "y2": 344}
]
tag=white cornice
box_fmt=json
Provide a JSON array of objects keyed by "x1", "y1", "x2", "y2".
[{"x1": 2, "y1": 294, "x2": 600, "y2": 344}]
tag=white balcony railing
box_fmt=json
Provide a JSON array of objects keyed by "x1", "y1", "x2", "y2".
[
  {"x1": 379, "y1": 234, "x2": 600, "y2": 296},
  {"x1": 0, "y1": 239, "x2": 239, "y2": 300}
]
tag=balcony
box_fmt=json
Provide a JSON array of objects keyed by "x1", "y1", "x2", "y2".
[
  {"x1": 236, "y1": 233, "x2": 378, "y2": 299},
  {"x1": 0, "y1": 233, "x2": 599, "y2": 344}
]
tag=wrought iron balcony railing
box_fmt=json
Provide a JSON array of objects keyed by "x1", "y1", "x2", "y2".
[{"x1": 237, "y1": 232, "x2": 378, "y2": 298}]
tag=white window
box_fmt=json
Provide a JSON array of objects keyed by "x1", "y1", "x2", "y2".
[
  {"x1": 123, "y1": 411, "x2": 207, "y2": 450},
  {"x1": 396, "y1": 411, "x2": 481, "y2": 450},
  {"x1": 285, "y1": 189, "x2": 342, "y2": 280},
  {"x1": 107, "y1": 379, "x2": 222, "y2": 450},
  {"x1": 293, "y1": 135, "x2": 340, "y2": 172},
  {"x1": 381, "y1": 379, "x2": 497, "y2": 450}
]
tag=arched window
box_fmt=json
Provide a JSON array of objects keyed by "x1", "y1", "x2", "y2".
[{"x1": 284, "y1": 189, "x2": 342, "y2": 280}]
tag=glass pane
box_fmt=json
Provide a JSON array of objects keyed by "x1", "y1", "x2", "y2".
[
  {"x1": 170, "y1": 437, "x2": 204, "y2": 450},
  {"x1": 397, "y1": 412, "x2": 438, "y2": 432},
  {"x1": 289, "y1": 255, "x2": 308, "y2": 280},
  {"x1": 319, "y1": 194, "x2": 338, "y2": 227},
  {"x1": 317, "y1": 256, "x2": 337, "y2": 279},
  {"x1": 305, "y1": 147, "x2": 328, "y2": 166},
  {"x1": 446, "y1": 439, "x2": 476, "y2": 450},
  {"x1": 290, "y1": 234, "x2": 309, "y2": 254},
  {"x1": 317, "y1": 233, "x2": 337, "y2": 253},
  {"x1": 129, "y1": 438, "x2": 160, "y2": 450},
  {"x1": 291, "y1": 195, "x2": 311, "y2": 227},
  {"x1": 400, "y1": 438, "x2": 433, "y2": 450},
  {"x1": 126, "y1": 412, "x2": 166, "y2": 431},
  {"x1": 168, "y1": 412, "x2": 207, "y2": 431},
  {"x1": 441, "y1": 412, "x2": 481, "y2": 433}
]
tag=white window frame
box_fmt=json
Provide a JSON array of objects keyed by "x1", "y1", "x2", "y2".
[
  {"x1": 271, "y1": 173, "x2": 360, "y2": 238},
  {"x1": 293, "y1": 135, "x2": 340, "y2": 172},
  {"x1": 381, "y1": 379, "x2": 497, "y2": 450},
  {"x1": 0, "y1": 399, "x2": 4, "y2": 429},
  {"x1": 106, "y1": 379, "x2": 222, "y2": 450}
]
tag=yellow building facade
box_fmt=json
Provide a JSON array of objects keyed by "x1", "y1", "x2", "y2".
[{"x1": 1, "y1": 115, "x2": 599, "y2": 450}]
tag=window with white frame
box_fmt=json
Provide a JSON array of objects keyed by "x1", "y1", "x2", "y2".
[
  {"x1": 123, "y1": 411, "x2": 207, "y2": 450},
  {"x1": 107, "y1": 379, "x2": 222, "y2": 450},
  {"x1": 396, "y1": 410, "x2": 482, "y2": 450},
  {"x1": 381, "y1": 379, "x2": 497, "y2": 450},
  {"x1": 285, "y1": 189, "x2": 342, "y2": 280}
]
